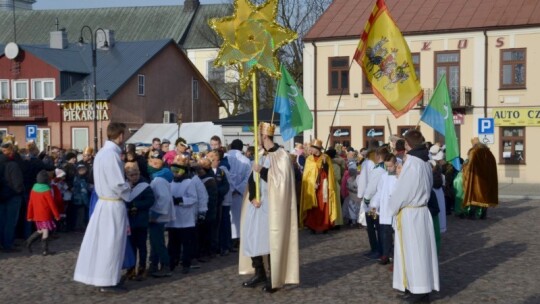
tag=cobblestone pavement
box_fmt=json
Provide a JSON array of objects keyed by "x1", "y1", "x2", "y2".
[{"x1": 1, "y1": 198, "x2": 539, "y2": 304}]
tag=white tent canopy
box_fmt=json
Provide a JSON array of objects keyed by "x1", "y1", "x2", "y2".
[{"x1": 126, "y1": 122, "x2": 223, "y2": 145}]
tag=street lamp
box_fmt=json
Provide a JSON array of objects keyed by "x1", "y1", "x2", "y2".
[{"x1": 78, "y1": 26, "x2": 108, "y2": 152}]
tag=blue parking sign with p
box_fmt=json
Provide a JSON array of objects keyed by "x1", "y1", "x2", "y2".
[
  {"x1": 478, "y1": 118, "x2": 494, "y2": 134},
  {"x1": 26, "y1": 125, "x2": 38, "y2": 141}
]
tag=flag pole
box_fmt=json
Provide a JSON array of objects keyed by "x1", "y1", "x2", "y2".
[
  {"x1": 252, "y1": 72, "x2": 260, "y2": 202},
  {"x1": 324, "y1": 59, "x2": 356, "y2": 151}
]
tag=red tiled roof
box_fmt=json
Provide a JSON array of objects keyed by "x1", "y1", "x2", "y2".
[{"x1": 304, "y1": 0, "x2": 540, "y2": 41}]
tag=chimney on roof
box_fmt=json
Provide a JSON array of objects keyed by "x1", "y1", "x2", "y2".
[
  {"x1": 50, "y1": 29, "x2": 68, "y2": 49},
  {"x1": 96, "y1": 29, "x2": 115, "y2": 49},
  {"x1": 183, "y1": 0, "x2": 200, "y2": 12}
]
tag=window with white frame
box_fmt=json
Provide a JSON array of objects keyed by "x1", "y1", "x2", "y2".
[
  {"x1": 32, "y1": 79, "x2": 55, "y2": 100},
  {"x1": 72, "y1": 128, "x2": 89, "y2": 152},
  {"x1": 138, "y1": 74, "x2": 145, "y2": 96},
  {"x1": 0, "y1": 129, "x2": 7, "y2": 141},
  {"x1": 36, "y1": 128, "x2": 51, "y2": 153},
  {"x1": 0, "y1": 80, "x2": 9, "y2": 100},
  {"x1": 12, "y1": 80, "x2": 28, "y2": 100}
]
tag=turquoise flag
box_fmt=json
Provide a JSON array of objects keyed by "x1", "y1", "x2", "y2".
[
  {"x1": 420, "y1": 75, "x2": 461, "y2": 171},
  {"x1": 274, "y1": 65, "x2": 313, "y2": 141}
]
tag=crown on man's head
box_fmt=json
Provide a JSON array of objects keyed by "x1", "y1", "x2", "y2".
[{"x1": 259, "y1": 122, "x2": 276, "y2": 136}]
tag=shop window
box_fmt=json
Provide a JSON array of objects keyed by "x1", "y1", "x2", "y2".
[
  {"x1": 500, "y1": 127, "x2": 525, "y2": 165},
  {"x1": 363, "y1": 126, "x2": 385, "y2": 149},
  {"x1": 330, "y1": 126, "x2": 351, "y2": 149},
  {"x1": 0, "y1": 129, "x2": 7, "y2": 140},
  {"x1": 36, "y1": 128, "x2": 51, "y2": 152},
  {"x1": 72, "y1": 127, "x2": 89, "y2": 152},
  {"x1": 328, "y1": 57, "x2": 349, "y2": 95},
  {"x1": 500, "y1": 48, "x2": 526, "y2": 89}
]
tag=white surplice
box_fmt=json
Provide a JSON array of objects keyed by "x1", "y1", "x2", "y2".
[
  {"x1": 370, "y1": 172, "x2": 397, "y2": 225},
  {"x1": 388, "y1": 155, "x2": 439, "y2": 294},
  {"x1": 73, "y1": 141, "x2": 131, "y2": 287},
  {"x1": 242, "y1": 154, "x2": 270, "y2": 257},
  {"x1": 356, "y1": 159, "x2": 375, "y2": 225},
  {"x1": 227, "y1": 149, "x2": 252, "y2": 239}
]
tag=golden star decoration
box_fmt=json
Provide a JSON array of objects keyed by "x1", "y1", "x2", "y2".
[{"x1": 209, "y1": 0, "x2": 297, "y2": 91}]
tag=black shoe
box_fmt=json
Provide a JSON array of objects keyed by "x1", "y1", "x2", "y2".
[
  {"x1": 220, "y1": 250, "x2": 230, "y2": 256},
  {"x1": 181, "y1": 267, "x2": 190, "y2": 274},
  {"x1": 262, "y1": 285, "x2": 277, "y2": 293},
  {"x1": 401, "y1": 293, "x2": 429, "y2": 303},
  {"x1": 242, "y1": 269, "x2": 267, "y2": 288},
  {"x1": 99, "y1": 285, "x2": 128, "y2": 294}
]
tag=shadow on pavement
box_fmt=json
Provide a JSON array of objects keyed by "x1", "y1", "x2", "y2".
[
  {"x1": 299, "y1": 252, "x2": 369, "y2": 288},
  {"x1": 436, "y1": 241, "x2": 527, "y2": 300}
]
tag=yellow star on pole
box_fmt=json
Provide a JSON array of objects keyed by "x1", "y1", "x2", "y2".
[{"x1": 209, "y1": 0, "x2": 298, "y2": 91}]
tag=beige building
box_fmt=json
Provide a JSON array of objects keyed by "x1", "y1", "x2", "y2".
[{"x1": 303, "y1": 0, "x2": 540, "y2": 184}]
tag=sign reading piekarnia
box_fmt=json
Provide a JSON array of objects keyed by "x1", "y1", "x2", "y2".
[{"x1": 63, "y1": 101, "x2": 110, "y2": 122}]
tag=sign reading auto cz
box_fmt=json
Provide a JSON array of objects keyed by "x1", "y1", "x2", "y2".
[
  {"x1": 493, "y1": 108, "x2": 540, "y2": 127},
  {"x1": 63, "y1": 101, "x2": 110, "y2": 122}
]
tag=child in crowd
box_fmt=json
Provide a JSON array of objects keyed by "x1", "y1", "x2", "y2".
[
  {"x1": 26, "y1": 170, "x2": 61, "y2": 255},
  {"x1": 70, "y1": 164, "x2": 91, "y2": 231},
  {"x1": 51, "y1": 168, "x2": 69, "y2": 232},
  {"x1": 342, "y1": 164, "x2": 361, "y2": 227},
  {"x1": 370, "y1": 154, "x2": 399, "y2": 265},
  {"x1": 167, "y1": 155, "x2": 199, "y2": 273},
  {"x1": 124, "y1": 162, "x2": 154, "y2": 281}
]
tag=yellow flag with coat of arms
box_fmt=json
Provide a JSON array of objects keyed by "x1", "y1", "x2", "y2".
[{"x1": 353, "y1": 0, "x2": 422, "y2": 118}]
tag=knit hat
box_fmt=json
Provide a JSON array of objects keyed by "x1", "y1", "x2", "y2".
[{"x1": 36, "y1": 170, "x2": 50, "y2": 184}]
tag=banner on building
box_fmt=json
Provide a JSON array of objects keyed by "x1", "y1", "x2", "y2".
[{"x1": 493, "y1": 108, "x2": 540, "y2": 126}]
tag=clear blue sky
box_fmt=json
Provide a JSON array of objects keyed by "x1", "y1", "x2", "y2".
[{"x1": 34, "y1": 0, "x2": 225, "y2": 10}]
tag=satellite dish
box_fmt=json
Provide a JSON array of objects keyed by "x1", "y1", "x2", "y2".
[{"x1": 4, "y1": 42, "x2": 20, "y2": 60}]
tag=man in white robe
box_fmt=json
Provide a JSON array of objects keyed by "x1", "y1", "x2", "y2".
[
  {"x1": 74, "y1": 122, "x2": 131, "y2": 293},
  {"x1": 239, "y1": 122, "x2": 299, "y2": 293},
  {"x1": 227, "y1": 139, "x2": 251, "y2": 246},
  {"x1": 388, "y1": 130, "x2": 439, "y2": 303}
]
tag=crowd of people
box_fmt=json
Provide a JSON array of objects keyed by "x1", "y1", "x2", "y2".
[{"x1": 0, "y1": 123, "x2": 498, "y2": 302}]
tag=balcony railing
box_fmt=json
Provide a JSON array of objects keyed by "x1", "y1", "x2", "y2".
[
  {"x1": 0, "y1": 101, "x2": 46, "y2": 120},
  {"x1": 417, "y1": 86, "x2": 472, "y2": 108}
]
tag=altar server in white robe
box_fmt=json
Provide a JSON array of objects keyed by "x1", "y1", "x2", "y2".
[
  {"x1": 74, "y1": 122, "x2": 131, "y2": 293},
  {"x1": 388, "y1": 130, "x2": 439, "y2": 303},
  {"x1": 227, "y1": 139, "x2": 251, "y2": 243}
]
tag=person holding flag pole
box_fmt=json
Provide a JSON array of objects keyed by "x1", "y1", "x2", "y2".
[{"x1": 354, "y1": 0, "x2": 438, "y2": 302}]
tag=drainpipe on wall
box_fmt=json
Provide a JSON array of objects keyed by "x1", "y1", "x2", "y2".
[
  {"x1": 59, "y1": 103, "x2": 63, "y2": 149},
  {"x1": 483, "y1": 30, "x2": 488, "y2": 118},
  {"x1": 312, "y1": 41, "x2": 318, "y2": 139}
]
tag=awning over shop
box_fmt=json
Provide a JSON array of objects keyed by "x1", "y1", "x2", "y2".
[{"x1": 126, "y1": 122, "x2": 223, "y2": 145}]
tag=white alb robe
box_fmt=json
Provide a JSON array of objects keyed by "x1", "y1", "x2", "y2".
[
  {"x1": 388, "y1": 155, "x2": 439, "y2": 294},
  {"x1": 74, "y1": 141, "x2": 131, "y2": 287},
  {"x1": 356, "y1": 159, "x2": 375, "y2": 225},
  {"x1": 242, "y1": 154, "x2": 270, "y2": 257},
  {"x1": 370, "y1": 172, "x2": 397, "y2": 225},
  {"x1": 227, "y1": 149, "x2": 252, "y2": 239}
]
